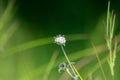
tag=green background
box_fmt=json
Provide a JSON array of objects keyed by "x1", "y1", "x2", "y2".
[{"x1": 0, "y1": 0, "x2": 120, "y2": 80}]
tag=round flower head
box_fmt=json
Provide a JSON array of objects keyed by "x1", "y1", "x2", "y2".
[
  {"x1": 54, "y1": 35, "x2": 66, "y2": 46},
  {"x1": 58, "y1": 62, "x2": 66, "y2": 73}
]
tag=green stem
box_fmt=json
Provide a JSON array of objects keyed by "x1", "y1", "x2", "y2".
[
  {"x1": 73, "y1": 65, "x2": 83, "y2": 80},
  {"x1": 66, "y1": 68, "x2": 74, "y2": 78},
  {"x1": 61, "y1": 45, "x2": 76, "y2": 76}
]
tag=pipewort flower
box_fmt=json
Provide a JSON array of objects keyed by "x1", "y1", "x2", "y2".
[
  {"x1": 58, "y1": 62, "x2": 66, "y2": 73},
  {"x1": 54, "y1": 34, "x2": 78, "y2": 80},
  {"x1": 54, "y1": 35, "x2": 66, "y2": 46}
]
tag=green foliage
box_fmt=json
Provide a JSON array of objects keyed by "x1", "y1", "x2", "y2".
[{"x1": 0, "y1": 1, "x2": 120, "y2": 80}]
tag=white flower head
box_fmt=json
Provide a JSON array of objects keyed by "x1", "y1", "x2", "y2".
[{"x1": 54, "y1": 35, "x2": 66, "y2": 46}]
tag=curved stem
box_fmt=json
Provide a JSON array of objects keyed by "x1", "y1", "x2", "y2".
[{"x1": 66, "y1": 68, "x2": 74, "y2": 78}]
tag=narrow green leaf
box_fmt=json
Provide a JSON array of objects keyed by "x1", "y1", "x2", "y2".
[{"x1": 43, "y1": 51, "x2": 58, "y2": 80}]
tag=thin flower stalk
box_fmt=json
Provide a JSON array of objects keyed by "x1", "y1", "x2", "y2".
[
  {"x1": 61, "y1": 45, "x2": 77, "y2": 76},
  {"x1": 55, "y1": 35, "x2": 81, "y2": 80}
]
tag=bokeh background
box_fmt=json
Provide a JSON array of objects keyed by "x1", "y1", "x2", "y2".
[{"x1": 0, "y1": 0, "x2": 120, "y2": 80}]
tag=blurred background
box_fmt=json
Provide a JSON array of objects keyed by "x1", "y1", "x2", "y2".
[{"x1": 0, "y1": 0, "x2": 120, "y2": 80}]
